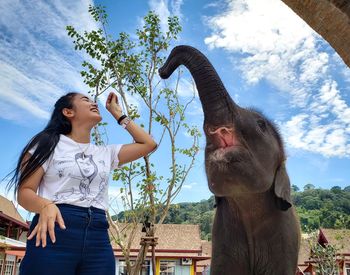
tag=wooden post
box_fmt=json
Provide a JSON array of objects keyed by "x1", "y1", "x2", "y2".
[
  {"x1": 152, "y1": 244, "x2": 156, "y2": 275},
  {"x1": 140, "y1": 236, "x2": 158, "y2": 275},
  {"x1": 6, "y1": 222, "x2": 12, "y2": 238},
  {"x1": 1, "y1": 253, "x2": 7, "y2": 275}
]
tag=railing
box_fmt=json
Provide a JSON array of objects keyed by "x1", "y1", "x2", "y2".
[{"x1": 0, "y1": 259, "x2": 16, "y2": 275}]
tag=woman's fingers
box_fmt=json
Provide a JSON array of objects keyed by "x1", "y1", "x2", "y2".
[
  {"x1": 27, "y1": 225, "x2": 38, "y2": 240},
  {"x1": 113, "y1": 93, "x2": 119, "y2": 104},
  {"x1": 29, "y1": 204, "x2": 65, "y2": 248},
  {"x1": 48, "y1": 217, "x2": 56, "y2": 244},
  {"x1": 107, "y1": 92, "x2": 113, "y2": 101},
  {"x1": 106, "y1": 92, "x2": 119, "y2": 106},
  {"x1": 40, "y1": 221, "x2": 48, "y2": 247},
  {"x1": 106, "y1": 92, "x2": 113, "y2": 107},
  {"x1": 35, "y1": 226, "x2": 41, "y2": 247},
  {"x1": 56, "y1": 210, "x2": 66, "y2": 230}
]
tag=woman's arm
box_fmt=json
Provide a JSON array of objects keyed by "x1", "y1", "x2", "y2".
[
  {"x1": 17, "y1": 153, "x2": 51, "y2": 213},
  {"x1": 17, "y1": 153, "x2": 65, "y2": 247},
  {"x1": 105, "y1": 92, "x2": 158, "y2": 165},
  {"x1": 115, "y1": 120, "x2": 157, "y2": 165}
]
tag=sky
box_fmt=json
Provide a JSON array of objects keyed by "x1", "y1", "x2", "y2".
[{"x1": 0, "y1": 0, "x2": 349, "y2": 219}]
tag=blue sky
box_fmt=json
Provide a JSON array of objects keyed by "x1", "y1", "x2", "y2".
[{"x1": 1, "y1": 0, "x2": 349, "y2": 218}]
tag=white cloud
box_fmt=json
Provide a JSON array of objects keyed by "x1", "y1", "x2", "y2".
[
  {"x1": 204, "y1": 0, "x2": 350, "y2": 158},
  {"x1": 183, "y1": 182, "x2": 198, "y2": 189},
  {"x1": 177, "y1": 78, "x2": 198, "y2": 98},
  {"x1": 171, "y1": 0, "x2": 184, "y2": 18},
  {"x1": 148, "y1": 0, "x2": 184, "y2": 32},
  {"x1": 186, "y1": 101, "x2": 204, "y2": 117},
  {"x1": 282, "y1": 81, "x2": 350, "y2": 157},
  {"x1": 0, "y1": 0, "x2": 98, "y2": 123}
]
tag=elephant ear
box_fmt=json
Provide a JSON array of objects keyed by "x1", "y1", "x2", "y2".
[{"x1": 273, "y1": 163, "x2": 292, "y2": 211}]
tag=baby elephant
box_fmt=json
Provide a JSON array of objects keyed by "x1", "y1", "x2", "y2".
[{"x1": 159, "y1": 45, "x2": 300, "y2": 275}]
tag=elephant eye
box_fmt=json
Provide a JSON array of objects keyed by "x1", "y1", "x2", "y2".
[{"x1": 257, "y1": 119, "x2": 267, "y2": 132}]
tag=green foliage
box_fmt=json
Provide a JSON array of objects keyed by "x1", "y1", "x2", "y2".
[
  {"x1": 304, "y1": 183, "x2": 315, "y2": 191},
  {"x1": 162, "y1": 197, "x2": 215, "y2": 240},
  {"x1": 293, "y1": 187, "x2": 350, "y2": 231},
  {"x1": 308, "y1": 232, "x2": 343, "y2": 275},
  {"x1": 291, "y1": 184, "x2": 299, "y2": 192},
  {"x1": 114, "y1": 187, "x2": 349, "y2": 239},
  {"x1": 67, "y1": 3, "x2": 199, "y2": 211},
  {"x1": 67, "y1": 5, "x2": 197, "y2": 274},
  {"x1": 194, "y1": 187, "x2": 349, "y2": 238}
]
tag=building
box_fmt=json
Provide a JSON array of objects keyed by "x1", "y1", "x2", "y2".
[
  {"x1": 297, "y1": 228, "x2": 350, "y2": 275},
  {"x1": 196, "y1": 240, "x2": 211, "y2": 275},
  {"x1": 109, "y1": 223, "x2": 210, "y2": 275},
  {"x1": 0, "y1": 195, "x2": 29, "y2": 275},
  {"x1": 1, "y1": 193, "x2": 211, "y2": 275}
]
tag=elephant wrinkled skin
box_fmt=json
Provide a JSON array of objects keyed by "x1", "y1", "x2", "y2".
[{"x1": 159, "y1": 45, "x2": 300, "y2": 275}]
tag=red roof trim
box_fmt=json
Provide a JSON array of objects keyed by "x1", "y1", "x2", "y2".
[
  {"x1": 318, "y1": 228, "x2": 328, "y2": 246},
  {"x1": 155, "y1": 255, "x2": 210, "y2": 260},
  {"x1": 113, "y1": 248, "x2": 202, "y2": 253},
  {"x1": 0, "y1": 246, "x2": 26, "y2": 250},
  {"x1": 5, "y1": 250, "x2": 25, "y2": 257},
  {"x1": 114, "y1": 255, "x2": 211, "y2": 261}
]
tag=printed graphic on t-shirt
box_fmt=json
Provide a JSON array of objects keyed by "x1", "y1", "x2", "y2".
[
  {"x1": 53, "y1": 152, "x2": 107, "y2": 205},
  {"x1": 31, "y1": 135, "x2": 123, "y2": 210}
]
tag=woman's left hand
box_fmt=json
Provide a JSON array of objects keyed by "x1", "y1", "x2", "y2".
[{"x1": 106, "y1": 92, "x2": 123, "y2": 119}]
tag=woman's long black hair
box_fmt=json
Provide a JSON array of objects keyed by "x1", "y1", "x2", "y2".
[{"x1": 6, "y1": 92, "x2": 77, "y2": 196}]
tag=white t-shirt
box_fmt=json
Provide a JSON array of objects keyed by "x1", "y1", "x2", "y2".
[{"x1": 28, "y1": 134, "x2": 123, "y2": 210}]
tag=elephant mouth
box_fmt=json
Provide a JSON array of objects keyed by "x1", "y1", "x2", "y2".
[
  {"x1": 208, "y1": 146, "x2": 246, "y2": 163},
  {"x1": 208, "y1": 127, "x2": 240, "y2": 147},
  {"x1": 206, "y1": 125, "x2": 248, "y2": 163}
]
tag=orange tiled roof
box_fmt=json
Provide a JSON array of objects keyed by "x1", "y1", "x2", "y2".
[
  {"x1": 109, "y1": 223, "x2": 202, "y2": 251},
  {"x1": 320, "y1": 228, "x2": 350, "y2": 254},
  {"x1": 0, "y1": 195, "x2": 26, "y2": 223},
  {"x1": 197, "y1": 240, "x2": 211, "y2": 269},
  {"x1": 298, "y1": 229, "x2": 350, "y2": 267},
  {"x1": 298, "y1": 236, "x2": 312, "y2": 265}
]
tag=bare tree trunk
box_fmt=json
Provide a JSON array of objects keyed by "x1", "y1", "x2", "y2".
[{"x1": 131, "y1": 243, "x2": 150, "y2": 275}]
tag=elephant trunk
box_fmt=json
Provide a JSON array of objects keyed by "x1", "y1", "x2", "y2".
[{"x1": 158, "y1": 45, "x2": 237, "y2": 125}]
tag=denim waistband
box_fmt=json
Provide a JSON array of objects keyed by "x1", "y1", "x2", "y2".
[{"x1": 55, "y1": 203, "x2": 106, "y2": 215}]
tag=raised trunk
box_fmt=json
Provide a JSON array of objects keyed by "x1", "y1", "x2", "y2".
[{"x1": 159, "y1": 45, "x2": 237, "y2": 125}]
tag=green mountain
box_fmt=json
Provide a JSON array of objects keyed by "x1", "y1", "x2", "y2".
[{"x1": 114, "y1": 186, "x2": 350, "y2": 240}]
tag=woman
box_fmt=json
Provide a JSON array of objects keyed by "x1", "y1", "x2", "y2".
[{"x1": 7, "y1": 91, "x2": 157, "y2": 275}]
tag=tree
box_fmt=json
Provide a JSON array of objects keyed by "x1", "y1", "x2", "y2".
[
  {"x1": 291, "y1": 184, "x2": 300, "y2": 192},
  {"x1": 66, "y1": 5, "x2": 201, "y2": 275},
  {"x1": 304, "y1": 183, "x2": 315, "y2": 191},
  {"x1": 331, "y1": 186, "x2": 342, "y2": 194},
  {"x1": 308, "y1": 231, "x2": 342, "y2": 275}
]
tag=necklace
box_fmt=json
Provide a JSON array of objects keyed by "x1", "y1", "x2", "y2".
[
  {"x1": 68, "y1": 135, "x2": 90, "y2": 159},
  {"x1": 75, "y1": 142, "x2": 90, "y2": 159}
]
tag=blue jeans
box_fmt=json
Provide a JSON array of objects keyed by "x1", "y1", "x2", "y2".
[{"x1": 20, "y1": 204, "x2": 115, "y2": 275}]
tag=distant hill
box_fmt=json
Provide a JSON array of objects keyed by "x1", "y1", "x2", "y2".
[
  {"x1": 113, "y1": 186, "x2": 350, "y2": 240},
  {"x1": 292, "y1": 186, "x2": 350, "y2": 231}
]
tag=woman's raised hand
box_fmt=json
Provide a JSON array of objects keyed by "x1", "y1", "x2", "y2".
[
  {"x1": 105, "y1": 92, "x2": 123, "y2": 119},
  {"x1": 27, "y1": 203, "x2": 66, "y2": 248}
]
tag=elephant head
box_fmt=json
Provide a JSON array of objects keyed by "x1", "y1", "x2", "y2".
[{"x1": 159, "y1": 45, "x2": 291, "y2": 210}]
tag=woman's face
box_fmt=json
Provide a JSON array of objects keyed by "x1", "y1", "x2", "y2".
[{"x1": 70, "y1": 93, "x2": 102, "y2": 125}]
